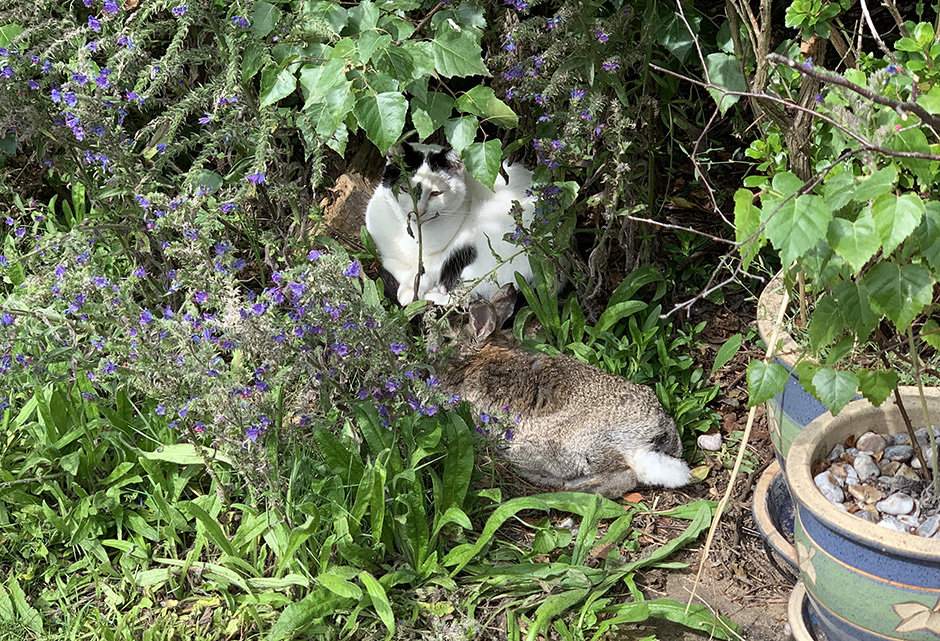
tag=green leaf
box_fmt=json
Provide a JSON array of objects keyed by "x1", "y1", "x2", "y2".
[
  {"x1": 765, "y1": 193, "x2": 831, "y2": 267},
  {"x1": 260, "y1": 66, "x2": 297, "y2": 108},
  {"x1": 461, "y1": 140, "x2": 501, "y2": 190},
  {"x1": 712, "y1": 334, "x2": 742, "y2": 375},
  {"x1": 746, "y1": 361, "x2": 789, "y2": 406},
  {"x1": 266, "y1": 589, "x2": 353, "y2": 641},
  {"x1": 251, "y1": 1, "x2": 281, "y2": 37},
  {"x1": 807, "y1": 295, "x2": 846, "y2": 352},
  {"x1": 655, "y1": 11, "x2": 700, "y2": 63},
  {"x1": 432, "y1": 23, "x2": 489, "y2": 78},
  {"x1": 526, "y1": 589, "x2": 591, "y2": 641},
  {"x1": 811, "y1": 368, "x2": 859, "y2": 415},
  {"x1": 299, "y1": 58, "x2": 348, "y2": 106},
  {"x1": 141, "y1": 443, "x2": 234, "y2": 466},
  {"x1": 59, "y1": 450, "x2": 81, "y2": 475},
  {"x1": 889, "y1": 127, "x2": 934, "y2": 188},
  {"x1": 357, "y1": 30, "x2": 391, "y2": 65},
  {"x1": 412, "y1": 92, "x2": 455, "y2": 141},
  {"x1": 0, "y1": 24, "x2": 23, "y2": 48},
  {"x1": 179, "y1": 501, "x2": 237, "y2": 557},
  {"x1": 851, "y1": 166, "x2": 897, "y2": 202},
  {"x1": 353, "y1": 91, "x2": 407, "y2": 153},
  {"x1": 871, "y1": 192, "x2": 925, "y2": 256},
  {"x1": 456, "y1": 86, "x2": 518, "y2": 128},
  {"x1": 823, "y1": 171, "x2": 855, "y2": 211},
  {"x1": 829, "y1": 212, "x2": 879, "y2": 273},
  {"x1": 242, "y1": 42, "x2": 266, "y2": 83},
  {"x1": 444, "y1": 116, "x2": 478, "y2": 153},
  {"x1": 857, "y1": 369, "x2": 898, "y2": 407},
  {"x1": 864, "y1": 262, "x2": 934, "y2": 330},
  {"x1": 316, "y1": 572, "x2": 362, "y2": 599},
  {"x1": 646, "y1": 599, "x2": 741, "y2": 640},
  {"x1": 372, "y1": 43, "x2": 416, "y2": 83},
  {"x1": 832, "y1": 278, "x2": 879, "y2": 341},
  {"x1": 348, "y1": 0, "x2": 379, "y2": 31},
  {"x1": 915, "y1": 202, "x2": 940, "y2": 271},
  {"x1": 595, "y1": 301, "x2": 648, "y2": 335},
  {"x1": 704, "y1": 53, "x2": 747, "y2": 115},
  {"x1": 359, "y1": 572, "x2": 395, "y2": 635},
  {"x1": 733, "y1": 188, "x2": 763, "y2": 270}
]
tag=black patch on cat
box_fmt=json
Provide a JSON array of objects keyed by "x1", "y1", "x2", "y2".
[
  {"x1": 439, "y1": 245, "x2": 477, "y2": 291},
  {"x1": 381, "y1": 143, "x2": 427, "y2": 187},
  {"x1": 377, "y1": 266, "x2": 401, "y2": 305},
  {"x1": 427, "y1": 148, "x2": 459, "y2": 173}
]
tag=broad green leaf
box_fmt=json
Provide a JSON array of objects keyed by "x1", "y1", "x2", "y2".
[
  {"x1": 857, "y1": 369, "x2": 898, "y2": 407},
  {"x1": 299, "y1": 58, "x2": 348, "y2": 106},
  {"x1": 359, "y1": 572, "x2": 395, "y2": 635},
  {"x1": 251, "y1": 1, "x2": 282, "y2": 37},
  {"x1": 353, "y1": 91, "x2": 407, "y2": 153},
  {"x1": 0, "y1": 24, "x2": 23, "y2": 47},
  {"x1": 924, "y1": 319, "x2": 940, "y2": 350},
  {"x1": 373, "y1": 42, "x2": 415, "y2": 82},
  {"x1": 412, "y1": 92, "x2": 455, "y2": 141},
  {"x1": 444, "y1": 116, "x2": 478, "y2": 153},
  {"x1": 462, "y1": 140, "x2": 501, "y2": 190},
  {"x1": 357, "y1": 30, "x2": 391, "y2": 64},
  {"x1": 7, "y1": 577, "x2": 42, "y2": 634},
  {"x1": 432, "y1": 23, "x2": 489, "y2": 78},
  {"x1": 832, "y1": 278, "x2": 879, "y2": 341},
  {"x1": 305, "y1": 1, "x2": 348, "y2": 33},
  {"x1": 655, "y1": 11, "x2": 700, "y2": 63},
  {"x1": 704, "y1": 53, "x2": 747, "y2": 114},
  {"x1": 260, "y1": 66, "x2": 297, "y2": 108},
  {"x1": 807, "y1": 295, "x2": 846, "y2": 353},
  {"x1": 0, "y1": 582, "x2": 14, "y2": 621},
  {"x1": 242, "y1": 42, "x2": 266, "y2": 83},
  {"x1": 456, "y1": 86, "x2": 518, "y2": 128},
  {"x1": 711, "y1": 333, "x2": 742, "y2": 375},
  {"x1": 746, "y1": 361, "x2": 789, "y2": 406},
  {"x1": 733, "y1": 188, "x2": 764, "y2": 270},
  {"x1": 646, "y1": 599, "x2": 741, "y2": 640},
  {"x1": 811, "y1": 368, "x2": 859, "y2": 415},
  {"x1": 141, "y1": 443, "x2": 234, "y2": 466},
  {"x1": 595, "y1": 301, "x2": 648, "y2": 335},
  {"x1": 765, "y1": 193, "x2": 831, "y2": 267},
  {"x1": 527, "y1": 589, "x2": 591, "y2": 641},
  {"x1": 179, "y1": 501, "x2": 237, "y2": 557},
  {"x1": 311, "y1": 83, "x2": 354, "y2": 136},
  {"x1": 889, "y1": 127, "x2": 935, "y2": 188},
  {"x1": 823, "y1": 171, "x2": 855, "y2": 211},
  {"x1": 403, "y1": 40, "x2": 436, "y2": 81},
  {"x1": 347, "y1": 0, "x2": 379, "y2": 31},
  {"x1": 864, "y1": 262, "x2": 934, "y2": 331},
  {"x1": 871, "y1": 192, "x2": 925, "y2": 256},
  {"x1": 266, "y1": 589, "x2": 352, "y2": 641},
  {"x1": 915, "y1": 202, "x2": 940, "y2": 271},
  {"x1": 829, "y1": 213, "x2": 879, "y2": 273},
  {"x1": 316, "y1": 572, "x2": 362, "y2": 599},
  {"x1": 851, "y1": 166, "x2": 897, "y2": 202},
  {"x1": 917, "y1": 84, "x2": 940, "y2": 115},
  {"x1": 440, "y1": 413, "x2": 473, "y2": 512}
]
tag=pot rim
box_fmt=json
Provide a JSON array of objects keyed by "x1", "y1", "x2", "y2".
[
  {"x1": 787, "y1": 581, "x2": 815, "y2": 641},
  {"x1": 752, "y1": 460, "x2": 798, "y2": 566},
  {"x1": 756, "y1": 270, "x2": 804, "y2": 369},
  {"x1": 787, "y1": 389, "x2": 940, "y2": 559}
]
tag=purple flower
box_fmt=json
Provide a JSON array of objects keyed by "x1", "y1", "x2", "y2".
[
  {"x1": 886, "y1": 64, "x2": 899, "y2": 75},
  {"x1": 801, "y1": 57, "x2": 813, "y2": 71},
  {"x1": 51, "y1": 87, "x2": 62, "y2": 103},
  {"x1": 0, "y1": 255, "x2": 7, "y2": 266},
  {"x1": 173, "y1": 5, "x2": 188, "y2": 16},
  {"x1": 86, "y1": 41, "x2": 98, "y2": 52},
  {"x1": 89, "y1": 16, "x2": 102, "y2": 32},
  {"x1": 117, "y1": 36, "x2": 133, "y2": 49},
  {"x1": 104, "y1": 361, "x2": 117, "y2": 374},
  {"x1": 390, "y1": 342, "x2": 406, "y2": 355},
  {"x1": 55, "y1": 264, "x2": 66, "y2": 278},
  {"x1": 307, "y1": 249, "x2": 321, "y2": 261},
  {"x1": 332, "y1": 342, "x2": 349, "y2": 357},
  {"x1": 1, "y1": 66, "x2": 14, "y2": 79},
  {"x1": 570, "y1": 89, "x2": 585, "y2": 100},
  {"x1": 595, "y1": 29, "x2": 609, "y2": 43},
  {"x1": 194, "y1": 291, "x2": 209, "y2": 303},
  {"x1": 246, "y1": 172, "x2": 265, "y2": 184},
  {"x1": 140, "y1": 308, "x2": 155, "y2": 324},
  {"x1": 343, "y1": 261, "x2": 361, "y2": 277},
  {"x1": 133, "y1": 266, "x2": 146, "y2": 277},
  {"x1": 252, "y1": 302, "x2": 267, "y2": 315},
  {"x1": 125, "y1": 89, "x2": 139, "y2": 102},
  {"x1": 221, "y1": 202, "x2": 237, "y2": 213},
  {"x1": 547, "y1": 16, "x2": 560, "y2": 30},
  {"x1": 0, "y1": 313, "x2": 13, "y2": 327},
  {"x1": 231, "y1": 16, "x2": 250, "y2": 28},
  {"x1": 503, "y1": 35, "x2": 515, "y2": 52},
  {"x1": 198, "y1": 111, "x2": 212, "y2": 124},
  {"x1": 86, "y1": 372, "x2": 95, "y2": 381},
  {"x1": 103, "y1": 0, "x2": 119, "y2": 13},
  {"x1": 815, "y1": 93, "x2": 824, "y2": 103},
  {"x1": 155, "y1": 404, "x2": 166, "y2": 415},
  {"x1": 27, "y1": 79, "x2": 39, "y2": 90},
  {"x1": 246, "y1": 426, "x2": 260, "y2": 442},
  {"x1": 603, "y1": 61, "x2": 619, "y2": 71}
]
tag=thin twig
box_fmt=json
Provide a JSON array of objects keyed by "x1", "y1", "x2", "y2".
[{"x1": 623, "y1": 216, "x2": 735, "y2": 245}]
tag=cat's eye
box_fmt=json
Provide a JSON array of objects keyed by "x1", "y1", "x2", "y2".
[{"x1": 429, "y1": 190, "x2": 442, "y2": 198}]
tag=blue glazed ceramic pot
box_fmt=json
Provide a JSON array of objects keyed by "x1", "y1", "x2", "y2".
[
  {"x1": 786, "y1": 390, "x2": 940, "y2": 641},
  {"x1": 752, "y1": 460, "x2": 797, "y2": 568}
]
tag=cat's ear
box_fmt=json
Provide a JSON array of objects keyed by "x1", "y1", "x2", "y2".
[{"x1": 445, "y1": 149, "x2": 464, "y2": 176}]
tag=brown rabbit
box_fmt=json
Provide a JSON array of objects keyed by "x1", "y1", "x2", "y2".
[{"x1": 442, "y1": 284, "x2": 691, "y2": 498}]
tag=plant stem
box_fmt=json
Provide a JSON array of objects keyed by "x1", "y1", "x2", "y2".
[
  {"x1": 877, "y1": 330, "x2": 930, "y2": 476},
  {"x1": 797, "y1": 271, "x2": 807, "y2": 328},
  {"x1": 908, "y1": 325, "x2": 939, "y2": 492}
]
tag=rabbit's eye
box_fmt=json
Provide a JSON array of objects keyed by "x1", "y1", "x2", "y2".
[{"x1": 429, "y1": 190, "x2": 442, "y2": 198}]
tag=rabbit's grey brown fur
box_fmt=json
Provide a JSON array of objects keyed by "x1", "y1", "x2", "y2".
[{"x1": 442, "y1": 285, "x2": 691, "y2": 498}]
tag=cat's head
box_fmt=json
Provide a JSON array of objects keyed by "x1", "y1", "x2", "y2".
[{"x1": 382, "y1": 143, "x2": 466, "y2": 220}]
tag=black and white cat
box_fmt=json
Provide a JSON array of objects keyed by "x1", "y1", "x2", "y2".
[{"x1": 365, "y1": 143, "x2": 535, "y2": 306}]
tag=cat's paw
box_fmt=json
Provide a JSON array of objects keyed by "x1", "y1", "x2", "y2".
[{"x1": 423, "y1": 290, "x2": 454, "y2": 306}]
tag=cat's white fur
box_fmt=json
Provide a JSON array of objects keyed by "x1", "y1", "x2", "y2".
[{"x1": 365, "y1": 143, "x2": 535, "y2": 305}]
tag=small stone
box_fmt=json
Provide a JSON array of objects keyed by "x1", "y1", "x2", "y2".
[
  {"x1": 856, "y1": 432, "x2": 887, "y2": 455},
  {"x1": 829, "y1": 463, "x2": 859, "y2": 487},
  {"x1": 899, "y1": 515, "x2": 922, "y2": 528},
  {"x1": 895, "y1": 464, "x2": 921, "y2": 482},
  {"x1": 862, "y1": 504, "x2": 881, "y2": 520},
  {"x1": 878, "y1": 516, "x2": 910, "y2": 533},
  {"x1": 919, "y1": 515, "x2": 940, "y2": 538},
  {"x1": 847, "y1": 484, "x2": 883, "y2": 504},
  {"x1": 854, "y1": 453, "x2": 881, "y2": 482},
  {"x1": 814, "y1": 471, "x2": 845, "y2": 504},
  {"x1": 697, "y1": 432, "x2": 723, "y2": 451},
  {"x1": 855, "y1": 509, "x2": 878, "y2": 523},
  {"x1": 893, "y1": 433, "x2": 910, "y2": 445},
  {"x1": 876, "y1": 492, "x2": 915, "y2": 515},
  {"x1": 846, "y1": 447, "x2": 860, "y2": 457},
  {"x1": 879, "y1": 460, "x2": 901, "y2": 476},
  {"x1": 829, "y1": 443, "x2": 846, "y2": 461},
  {"x1": 883, "y1": 444, "x2": 914, "y2": 463}
]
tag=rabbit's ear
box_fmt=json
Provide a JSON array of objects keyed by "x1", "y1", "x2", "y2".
[
  {"x1": 490, "y1": 283, "x2": 517, "y2": 325},
  {"x1": 468, "y1": 301, "x2": 498, "y2": 341}
]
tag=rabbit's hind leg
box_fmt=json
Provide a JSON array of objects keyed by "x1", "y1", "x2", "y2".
[
  {"x1": 562, "y1": 468, "x2": 638, "y2": 498},
  {"x1": 624, "y1": 449, "x2": 691, "y2": 488}
]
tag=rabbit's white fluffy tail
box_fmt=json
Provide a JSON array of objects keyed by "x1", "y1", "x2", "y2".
[{"x1": 627, "y1": 449, "x2": 691, "y2": 488}]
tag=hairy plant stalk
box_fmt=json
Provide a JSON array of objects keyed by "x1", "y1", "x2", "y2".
[
  {"x1": 908, "y1": 325, "x2": 939, "y2": 492},
  {"x1": 877, "y1": 332, "x2": 931, "y2": 476},
  {"x1": 688, "y1": 285, "x2": 788, "y2": 621},
  {"x1": 797, "y1": 271, "x2": 807, "y2": 327}
]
